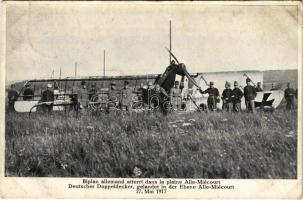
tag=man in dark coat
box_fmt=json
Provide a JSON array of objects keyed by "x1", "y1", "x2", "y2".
[
  {"x1": 222, "y1": 82, "x2": 233, "y2": 112},
  {"x1": 7, "y1": 84, "x2": 19, "y2": 112},
  {"x1": 284, "y1": 82, "x2": 296, "y2": 110},
  {"x1": 41, "y1": 84, "x2": 54, "y2": 113},
  {"x1": 23, "y1": 83, "x2": 34, "y2": 100},
  {"x1": 232, "y1": 81, "x2": 243, "y2": 112},
  {"x1": 202, "y1": 81, "x2": 220, "y2": 111},
  {"x1": 244, "y1": 78, "x2": 257, "y2": 113},
  {"x1": 256, "y1": 82, "x2": 263, "y2": 92}
]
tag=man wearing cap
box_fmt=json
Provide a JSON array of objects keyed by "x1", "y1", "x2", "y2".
[
  {"x1": 170, "y1": 81, "x2": 182, "y2": 111},
  {"x1": 231, "y1": 81, "x2": 243, "y2": 112},
  {"x1": 23, "y1": 83, "x2": 34, "y2": 100},
  {"x1": 7, "y1": 84, "x2": 19, "y2": 112},
  {"x1": 244, "y1": 78, "x2": 257, "y2": 113},
  {"x1": 41, "y1": 84, "x2": 55, "y2": 113},
  {"x1": 120, "y1": 81, "x2": 133, "y2": 112},
  {"x1": 284, "y1": 82, "x2": 296, "y2": 110},
  {"x1": 270, "y1": 83, "x2": 277, "y2": 91},
  {"x1": 256, "y1": 82, "x2": 263, "y2": 92},
  {"x1": 222, "y1": 82, "x2": 233, "y2": 112},
  {"x1": 202, "y1": 81, "x2": 220, "y2": 111},
  {"x1": 107, "y1": 81, "x2": 119, "y2": 113},
  {"x1": 151, "y1": 84, "x2": 169, "y2": 111},
  {"x1": 77, "y1": 81, "x2": 89, "y2": 112}
]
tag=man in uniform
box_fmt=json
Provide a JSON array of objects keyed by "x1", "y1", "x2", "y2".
[
  {"x1": 270, "y1": 83, "x2": 277, "y2": 91},
  {"x1": 107, "y1": 81, "x2": 119, "y2": 113},
  {"x1": 153, "y1": 84, "x2": 169, "y2": 111},
  {"x1": 232, "y1": 81, "x2": 243, "y2": 112},
  {"x1": 202, "y1": 81, "x2": 220, "y2": 111},
  {"x1": 41, "y1": 84, "x2": 54, "y2": 113},
  {"x1": 170, "y1": 81, "x2": 182, "y2": 111},
  {"x1": 23, "y1": 83, "x2": 34, "y2": 100},
  {"x1": 244, "y1": 78, "x2": 257, "y2": 113},
  {"x1": 120, "y1": 81, "x2": 133, "y2": 112},
  {"x1": 7, "y1": 84, "x2": 19, "y2": 112},
  {"x1": 222, "y1": 81, "x2": 233, "y2": 112},
  {"x1": 256, "y1": 82, "x2": 263, "y2": 92},
  {"x1": 77, "y1": 81, "x2": 89, "y2": 113},
  {"x1": 284, "y1": 82, "x2": 296, "y2": 110}
]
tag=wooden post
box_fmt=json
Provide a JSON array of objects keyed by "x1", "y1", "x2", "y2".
[
  {"x1": 169, "y1": 20, "x2": 172, "y2": 64},
  {"x1": 75, "y1": 62, "x2": 77, "y2": 78},
  {"x1": 103, "y1": 50, "x2": 106, "y2": 77}
]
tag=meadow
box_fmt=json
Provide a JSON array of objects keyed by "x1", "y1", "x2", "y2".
[{"x1": 5, "y1": 106, "x2": 297, "y2": 178}]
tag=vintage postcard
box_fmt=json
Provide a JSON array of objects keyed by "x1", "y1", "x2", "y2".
[{"x1": 0, "y1": 1, "x2": 302, "y2": 199}]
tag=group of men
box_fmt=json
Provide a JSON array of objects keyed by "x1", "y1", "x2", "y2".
[
  {"x1": 201, "y1": 80, "x2": 247, "y2": 112},
  {"x1": 202, "y1": 78, "x2": 297, "y2": 112},
  {"x1": 7, "y1": 78, "x2": 298, "y2": 113}
]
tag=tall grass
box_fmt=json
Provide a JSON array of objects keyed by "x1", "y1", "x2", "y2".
[{"x1": 5, "y1": 109, "x2": 296, "y2": 178}]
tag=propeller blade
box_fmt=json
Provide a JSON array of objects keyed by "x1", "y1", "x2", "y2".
[{"x1": 165, "y1": 47, "x2": 180, "y2": 64}]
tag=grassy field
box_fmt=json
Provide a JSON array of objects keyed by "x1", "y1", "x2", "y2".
[{"x1": 5, "y1": 106, "x2": 297, "y2": 178}]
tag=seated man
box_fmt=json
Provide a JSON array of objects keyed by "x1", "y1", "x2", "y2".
[{"x1": 23, "y1": 83, "x2": 34, "y2": 100}]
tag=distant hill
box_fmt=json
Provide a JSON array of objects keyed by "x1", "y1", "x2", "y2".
[{"x1": 263, "y1": 69, "x2": 298, "y2": 90}]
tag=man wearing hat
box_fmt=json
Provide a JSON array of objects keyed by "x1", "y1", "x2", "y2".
[
  {"x1": 202, "y1": 81, "x2": 220, "y2": 111},
  {"x1": 284, "y1": 82, "x2": 296, "y2": 110},
  {"x1": 41, "y1": 83, "x2": 55, "y2": 113},
  {"x1": 107, "y1": 81, "x2": 119, "y2": 113},
  {"x1": 7, "y1": 84, "x2": 19, "y2": 112},
  {"x1": 222, "y1": 81, "x2": 233, "y2": 112},
  {"x1": 120, "y1": 81, "x2": 133, "y2": 112},
  {"x1": 151, "y1": 84, "x2": 169, "y2": 111},
  {"x1": 231, "y1": 81, "x2": 243, "y2": 112},
  {"x1": 244, "y1": 78, "x2": 257, "y2": 113},
  {"x1": 170, "y1": 81, "x2": 182, "y2": 111},
  {"x1": 23, "y1": 83, "x2": 34, "y2": 100},
  {"x1": 255, "y1": 82, "x2": 263, "y2": 92},
  {"x1": 77, "y1": 81, "x2": 89, "y2": 111}
]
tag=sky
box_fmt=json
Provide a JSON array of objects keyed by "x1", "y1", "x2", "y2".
[{"x1": 5, "y1": 2, "x2": 299, "y2": 82}]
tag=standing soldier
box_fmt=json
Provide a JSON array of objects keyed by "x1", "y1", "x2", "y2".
[
  {"x1": 232, "y1": 81, "x2": 243, "y2": 112},
  {"x1": 170, "y1": 81, "x2": 182, "y2": 111},
  {"x1": 270, "y1": 83, "x2": 277, "y2": 91},
  {"x1": 107, "y1": 81, "x2": 119, "y2": 113},
  {"x1": 77, "y1": 81, "x2": 89, "y2": 113},
  {"x1": 284, "y1": 82, "x2": 296, "y2": 110},
  {"x1": 23, "y1": 83, "x2": 34, "y2": 100},
  {"x1": 202, "y1": 81, "x2": 220, "y2": 111},
  {"x1": 120, "y1": 81, "x2": 133, "y2": 112},
  {"x1": 244, "y1": 78, "x2": 257, "y2": 113},
  {"x1": 222, "y1": 82, "x2": 233, "y2": 112},
  {"x1": 41, "y1": 84, "x2": 54, "y2": 113},
  {"x1": 256, "y1": 82, "x2": 263, "y2": 92},
  {"x1": 7, "y1": 84, "x2": 19, "y2": 112}
]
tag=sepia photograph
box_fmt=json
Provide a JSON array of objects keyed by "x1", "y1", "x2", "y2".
[{"x1": 1, "y1": 1, "x2": 302, "y2": 198}]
